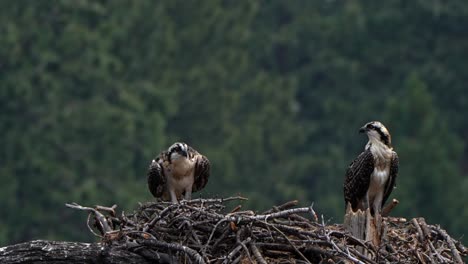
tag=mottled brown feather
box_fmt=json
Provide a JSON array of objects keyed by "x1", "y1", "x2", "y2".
[
  {"x1": 382, "y1": 152, "x2": 399, "y2": 208},
  {"x1": 343, "y1": 149, "x2": 375, "y2": 211},
  {"x1": 186, "y1": 145, "x2": 210, "y2": 192},
  {"x1": 147, "y1": 151, "x2": 169, "y2": 198},
  {"x1": 193, "y1": 155, "x2": 210, "y2": 192}
]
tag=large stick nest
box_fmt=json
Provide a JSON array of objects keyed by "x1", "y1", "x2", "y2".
[{"x1": 67, "y1": 197, "x2": 467, "y2": 263}]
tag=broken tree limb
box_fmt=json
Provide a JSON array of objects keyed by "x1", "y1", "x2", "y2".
[
  {"x1": 0, "y1": 240, "x2": 152, "y2": 264},
  {"x1": 381, "y1": 199, "x2": 399, "y2": 217},
  {"x1": 343, "y1": 205, "x2": 368, "y2": 244},
  {"x1": 344, "y1": 202, "x2": 399, "y2": 252}
]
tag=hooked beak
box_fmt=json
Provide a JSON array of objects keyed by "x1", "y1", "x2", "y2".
[
  {"x1": 359, "y1": 126, "x2": 367, "y2": 133},
  {"x1": 181, "y1": 149, "x2": 188, "y2": 158}
]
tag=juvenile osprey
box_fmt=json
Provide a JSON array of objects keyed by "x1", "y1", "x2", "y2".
[
  {"x1": 147, "y1": 142, "x2": 210, "y2": 203},
  {"x1": 344, "y1": 121, "x2": 399, "y2": 215}
]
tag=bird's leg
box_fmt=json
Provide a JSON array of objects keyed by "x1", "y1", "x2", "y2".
[
  {"x1": 364, "y1": 192, "x2": 370, "y2": 212},
  {"x1": 373, "y1": 194, "x2": 383, "y2": 231},
  {"x1": 184, "y1": 186, "x2": 192, "y2": 201},
  {"x1": 169, "y1": 188, "x2": 178, "y2": 203}
]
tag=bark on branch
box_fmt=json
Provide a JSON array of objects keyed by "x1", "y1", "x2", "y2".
[{"x1": 0, "y1": 240, "x2": 153, "y2": 264}]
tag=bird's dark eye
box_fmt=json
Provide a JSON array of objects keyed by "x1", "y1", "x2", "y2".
[{"x1": 367, "y1": 124, "x2": 374, "y2": 129}]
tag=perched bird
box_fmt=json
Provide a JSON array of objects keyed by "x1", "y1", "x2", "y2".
[
  {"x1": 147, "y1": 142, "x2": 210, "y2": 203},
  {"x1": 344, "y1": 121, "x2": 399, "y2": 215}
]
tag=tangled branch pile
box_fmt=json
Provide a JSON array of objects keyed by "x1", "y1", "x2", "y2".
[{"x1": 67, "y1": 197, "x2": 467, "y2": 263}]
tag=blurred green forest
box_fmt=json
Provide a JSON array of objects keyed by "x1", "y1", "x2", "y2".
[{"x1": 1, "y1": 0, "x2": 467, "y2": 245}]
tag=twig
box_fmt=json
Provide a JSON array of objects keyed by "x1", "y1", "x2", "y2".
[
  {"x1": 417, "y1": 218, "x2": 432, "y2": 239},
  {"x1": 348, "y1": 246, "x2": 377, "y2": 264},
  {"x1": 266, "y1": 221, "x2": 311, "y2": 264},
  {"x1": 263, "y1": 200, "x2": 299, "y2": 214},
  {"x1": 139, "y1": 238, "x2": 206, "y2": 264},
  {"x1": 229, "y1": 205, "x2": 242, "y2": 214},
  {"x1": 86, "y1": 213, "x2": 102, "y2": 237},
  {"x1": 95, "y1": 204, "x2": 117, "y2": 217},
  {"x1": 250, "y1": 243, "x2": 267, "y2": 264},
  {"x1": 414, "y1": 248, "x2": 426, "y2": 264},
  {"x1": 202, "y1": 219, "x2": 228, "y2": 254},
  {"x1": 412, "y1": 218, "x2": 425, "y2": 242},
  {"x1": 187, "y1": 196, "x2": 248, "y2": 204},
  {"x1": 142, "y1": 203, "x2": 179, "y2": 232},
  {"x1": 454, "y1": 238, "x2": 467, "y2": 256},
  {"x1": 436, "y1": 226, "x2": 464, "y2": 264},
  {"x1": 428, "y1": 239, "x2": 447, "y2": 263},
  {"x1": 235, "y1": 228, "x2": 252, "y2": 263},
  {"x1": 325, "y1": 230, "x2": 365, "y2": 264},
  {"x1": 211, "y1": 227, "x2": 232, "y2": 251},
  {"x1": 249, "y1": 207, "x2": 313, "y2": 222},
  {"x1": 66, "y1": 203, "x2": 112, "y2": 233},
  {"x1": 381, "y1": 199, "x2": 399, "y2": 217},
  {"x1": 309, "y1": 203, "x2": 319, "y2": 222},
  {"x1": 222, "y1": 241, "x2": 245, "y2": 264}
]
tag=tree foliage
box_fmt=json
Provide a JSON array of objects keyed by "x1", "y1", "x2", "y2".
[{"x1": 0, "y1": 1, "x2": 466, "y2": 244}]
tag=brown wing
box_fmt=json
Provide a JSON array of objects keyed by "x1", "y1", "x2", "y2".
[
  {"x1": 344, "y1": 149, "x2": 374, "y2": 211},
  {"x1": 192, "y1": 154, "x2": 210, "y2": 193},
  {"x1": 183, "y1": 144, "x2": 210, "y2": 192},
  {"x1": 147, "y1": 152, "x2": 168, "y2": 198},
  {"x1": 381, "y1": 151, "x2": 399, "y2": 208}
]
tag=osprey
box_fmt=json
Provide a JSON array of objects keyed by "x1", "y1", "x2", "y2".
[
  {"x1": 147, "y1": 142, "x2": 210, "y2": 203},
  {"x1": 344, "y1": 121, "x2": 399, "y2": 215}
]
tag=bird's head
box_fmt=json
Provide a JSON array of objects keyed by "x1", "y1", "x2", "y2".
[
  {"x1": 168, "y1": 142, "x2": 189, "y2": 161},
  {"x1": 359, "y1": 121, "x2": 391, "y2": 147}
]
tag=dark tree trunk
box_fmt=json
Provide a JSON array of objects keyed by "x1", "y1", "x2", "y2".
[{"x1": 0, "y1": 240, "x2": 155, "y2": 264}]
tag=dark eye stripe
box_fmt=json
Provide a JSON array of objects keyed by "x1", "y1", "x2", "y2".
[{"x1": 376, "y1": 129, "x2": 390, "y2": 146}]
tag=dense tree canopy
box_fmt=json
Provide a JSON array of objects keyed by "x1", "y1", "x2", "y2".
[{"x1": 1, "y1": 1, "x2": 467, "y2": 244}]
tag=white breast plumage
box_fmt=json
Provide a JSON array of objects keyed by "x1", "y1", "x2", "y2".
[
  {"x1": 368, "y1": 168, "x2": 389, "y2": 198},
  {"x1": 367, "y1": 141, "x2": 393, "y2": 213},
  {"x1": 372, "y1": 169, "x2": 389, "y2": 186}
]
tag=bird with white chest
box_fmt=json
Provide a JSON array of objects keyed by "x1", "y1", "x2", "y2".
[
  {"x1": 344, "y1": 121, "x2": 399, "y2": 216},
  {"x1": 147, "y1": 142, "x2": 211, "y2": 203}
]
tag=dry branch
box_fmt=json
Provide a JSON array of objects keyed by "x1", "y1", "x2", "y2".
[
  {"x1": 0, "y1": 240, "x2": 152, "y2": 264},
  {"x1": 381, "y1": 198, "x2": 399, "y2": 217}
]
